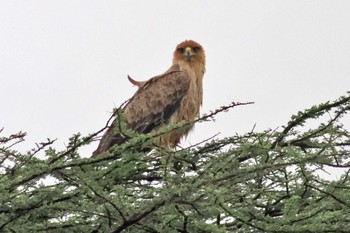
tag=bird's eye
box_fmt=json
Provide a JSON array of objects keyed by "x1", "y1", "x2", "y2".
[
  {"x1": 177, "y1": 48, "x2": 185, "y2": 53},
  {"x1": 192, "y1": 47, "x2": 200, "y2": 52}
]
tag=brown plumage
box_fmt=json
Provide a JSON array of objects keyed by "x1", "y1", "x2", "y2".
[{"x1": 92, "y1": 40, "x2": 205, "y2": 156}]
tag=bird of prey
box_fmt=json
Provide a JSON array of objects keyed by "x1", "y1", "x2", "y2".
[{"x1": 92, "y1": 40, "x2": 205, "y2": 156}]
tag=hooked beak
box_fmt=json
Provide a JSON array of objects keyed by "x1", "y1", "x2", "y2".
[{"x1": 184, "y1": 47, "x2": 192, "y2": 60}]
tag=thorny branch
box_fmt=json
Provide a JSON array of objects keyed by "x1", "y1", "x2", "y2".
[
  {"x1": 271, "y1": 94, "x2": 350, "y2": 149},
  {"x1": 1, "y1": 93, "x2": 350, "y2": 232}
]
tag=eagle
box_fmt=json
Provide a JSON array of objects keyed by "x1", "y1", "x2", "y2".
[{"x1": 92, "y1": 40, "x2": 205, "y2": 156}]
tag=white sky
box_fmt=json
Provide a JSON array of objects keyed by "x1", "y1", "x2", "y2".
[{"x1": 1, "y1": 1, "x2": 350, "y2": 163}]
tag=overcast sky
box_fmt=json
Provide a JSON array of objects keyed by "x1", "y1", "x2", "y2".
[{"x1": 1, "y1": 1, "x2": 350, "y2": 166}]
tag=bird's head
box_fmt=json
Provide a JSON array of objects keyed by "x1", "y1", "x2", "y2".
[{"x1": 173, "y1": 40, "x2": 205, "y2": 66}]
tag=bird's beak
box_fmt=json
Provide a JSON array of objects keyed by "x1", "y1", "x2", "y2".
[{"x1": 185, "y1": 47, "x2": 192, "y2": 59}]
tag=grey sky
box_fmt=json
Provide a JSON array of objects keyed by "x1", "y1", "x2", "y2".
[{"x1": 1, "y1": 1, "x2": 350, "y2": 161}]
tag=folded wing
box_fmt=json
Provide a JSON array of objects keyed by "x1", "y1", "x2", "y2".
[{"x1": 92, "y1": 68, "x2": 190, "y2": 156}]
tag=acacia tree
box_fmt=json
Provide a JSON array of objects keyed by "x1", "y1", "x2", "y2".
[{"x1": 1, "y1": 93, "x2": 350, "y2": 233}]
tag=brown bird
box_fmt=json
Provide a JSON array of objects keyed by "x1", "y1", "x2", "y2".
[{"x1": 92, "y1": 40, "x2": 205, "y2": 156}]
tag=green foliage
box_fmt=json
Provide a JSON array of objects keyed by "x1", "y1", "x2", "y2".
[{"x1": 1, "y1": 94, "x2": 350, "y2": 232}]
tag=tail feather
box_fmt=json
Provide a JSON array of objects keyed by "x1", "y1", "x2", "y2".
[{"x1": 91, "y1": 127, "x2": 128, "y2": 157}]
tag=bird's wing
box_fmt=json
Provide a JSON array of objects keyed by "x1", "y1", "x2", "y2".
[
  {"x1": 124, "y1": 68, "x2": 190, "y2": 133},
  {"x1": 92, "y1": 66, "x2": 190, "y2": 156}
]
